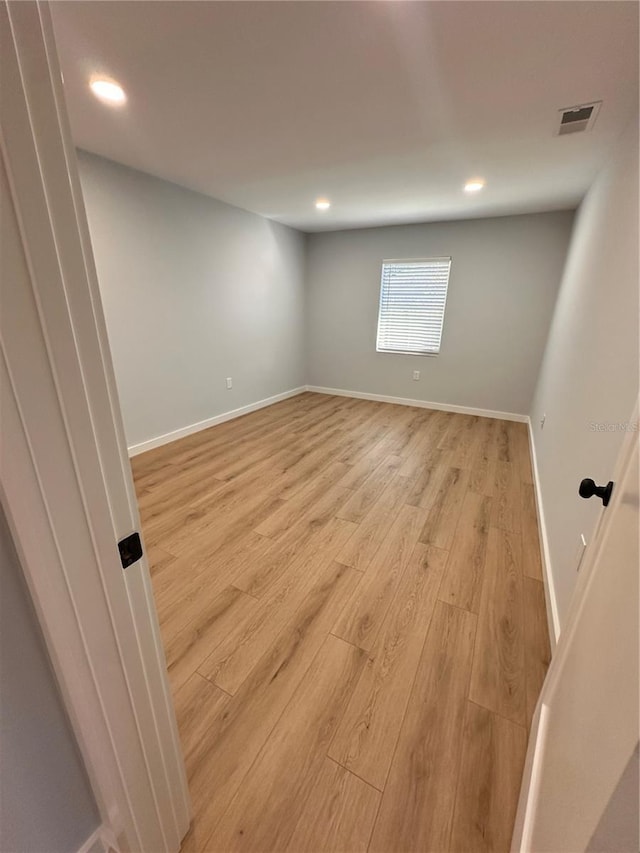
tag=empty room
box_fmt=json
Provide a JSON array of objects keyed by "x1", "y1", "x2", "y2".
[{"x1": 1, "y1": 2, "x2": 638, "y2": 852}]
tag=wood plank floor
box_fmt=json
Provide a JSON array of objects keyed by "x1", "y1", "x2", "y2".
[{"x1": 132, "y1": 392, "x2": 551, "y2": 853}]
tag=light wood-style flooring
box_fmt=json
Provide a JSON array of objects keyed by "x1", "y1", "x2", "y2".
[{"x1": 132, "y1": 392, "x2": 551, "y2": 853}]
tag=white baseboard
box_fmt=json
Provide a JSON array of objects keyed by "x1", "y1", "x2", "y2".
[
  {"x1": 129, "y1": 384, "x2": 527, "y2": 457},
  {"x1": 77, "y1": 824, "x2": 120, "y2": 853},
  {"x1": 527, "y1": 417, "x2": 561, "y2": 648},
  {"x1": 305, "y1": 385, "x2": 528, "y2": 423},
  {"x1": 127, "y1": 387, "x2": 307, "y2": 456}
]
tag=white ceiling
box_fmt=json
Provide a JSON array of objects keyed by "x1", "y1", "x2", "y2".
[{"x1": 51, "y1": 1, "x2": 639, "y2": 232}]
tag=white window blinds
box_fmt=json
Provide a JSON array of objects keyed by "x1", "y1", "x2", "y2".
[{"x1": 376, "y1": 257, "x2": 452, "y2": 355}]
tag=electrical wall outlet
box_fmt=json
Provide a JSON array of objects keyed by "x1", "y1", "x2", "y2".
[
  {"x1": 412, "y1": 370, "x2": 420, "y2": 381},
  {"x1": 226, "y1": 377, "x2": 233, "y2": 389}
]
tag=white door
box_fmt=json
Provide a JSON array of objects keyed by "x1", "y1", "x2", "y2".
[
  {"x1": 513, "y1": 403, "x2": 639, "y2": 851},
  {"x1": 1, "y1": 2, "x2": 190, "y2": 849}
]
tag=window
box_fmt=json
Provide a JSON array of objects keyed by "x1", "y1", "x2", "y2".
[{"x1": 376, "y1": 257, "x2": 452, "y2": 355}]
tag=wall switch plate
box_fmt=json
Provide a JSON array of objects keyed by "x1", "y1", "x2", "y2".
[
  {"x1": 226, "y1": 377, "x2": 233, "y2": 389},
  {"x1": 412, "y1": 370, "x2": 420, "y2": 381},
  {"x1": 540, "y1": 413, "x2": 546, "y2": 429}
]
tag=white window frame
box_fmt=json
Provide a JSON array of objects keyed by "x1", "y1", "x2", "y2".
[{"x1": 376, "y1": 257, "x2": 452, "y2": 357}]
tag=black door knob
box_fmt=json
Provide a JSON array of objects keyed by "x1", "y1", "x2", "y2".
[{"x1": 579, "y1": 478, "x2": 614, "y2": 507}]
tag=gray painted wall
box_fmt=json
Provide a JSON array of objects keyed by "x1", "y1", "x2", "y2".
[
  {"x1": 530, "y1": 123, "x2": 639, "y2": 629},
  {"x1": 305, "y1": 211, "x2": 574, "y2": 415},
  {"x1": 0, "y1": 503, "x2": 99, "y2": 853},
  {"x1": 588, "y1": 744, "x2": 639, "y2": 852},
  {"x1": 77, "y1": 150, "x2": 307, "y2": 450}
]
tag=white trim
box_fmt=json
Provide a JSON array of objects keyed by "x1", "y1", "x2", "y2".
[
  {"x1": 527, "y1": 417, "x2": 561, "y2": 648},
  {"x1": 305, "y1": 385, "x2": 528, "y2": 423},
  {"x1": 1, "y1": 4, "x2": 189, "y2": 850},
  {"x1": 511, "y1": 702, "x2": 550, "y2": 851},
  {"x1": 77, "y1": 824, "x2": 120, "y2": 853},
  {"x1": 128, "y1": 387, "x2": 307, "y2": 456}
]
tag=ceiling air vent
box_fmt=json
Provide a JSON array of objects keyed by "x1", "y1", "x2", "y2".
[{"x1": 557, "y1": 101, "x2": 601, "y2": 135}]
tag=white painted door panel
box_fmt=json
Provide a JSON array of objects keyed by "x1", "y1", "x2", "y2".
[
  {"x1": 1, "y1": 2, "x2": 190, "y2": 849},
  {"x1": 514, "y1": 406, "x2": 639, "y2": 850}
]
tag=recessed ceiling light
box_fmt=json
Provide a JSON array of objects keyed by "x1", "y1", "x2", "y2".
[
  {"x1": 315, "y1": 198, "x2": 331, "y2": 211},
  {"x1": 90, "y1": 77, "x2": 126, "y2": 106},
  {"x1": 464, "y1": 178, "x2": 486, "y2": 193}
]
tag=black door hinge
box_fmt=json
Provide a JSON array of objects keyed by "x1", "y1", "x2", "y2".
[{"x1": 118, "y1": 532, "x2": 143, "y2": 569}]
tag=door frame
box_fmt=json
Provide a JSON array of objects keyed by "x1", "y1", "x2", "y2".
[{"x1": 1, "y1": 2, "x2": 190, "y2": 850}]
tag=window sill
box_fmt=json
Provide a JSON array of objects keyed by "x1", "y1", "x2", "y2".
[{"x1": 376, "y1": 349, "x2": 440, "y2": 357}]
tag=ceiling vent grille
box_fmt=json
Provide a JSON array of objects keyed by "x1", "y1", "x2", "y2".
[{"x1": 557, "y1": 101, "x2": 601, "y2": 135}]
